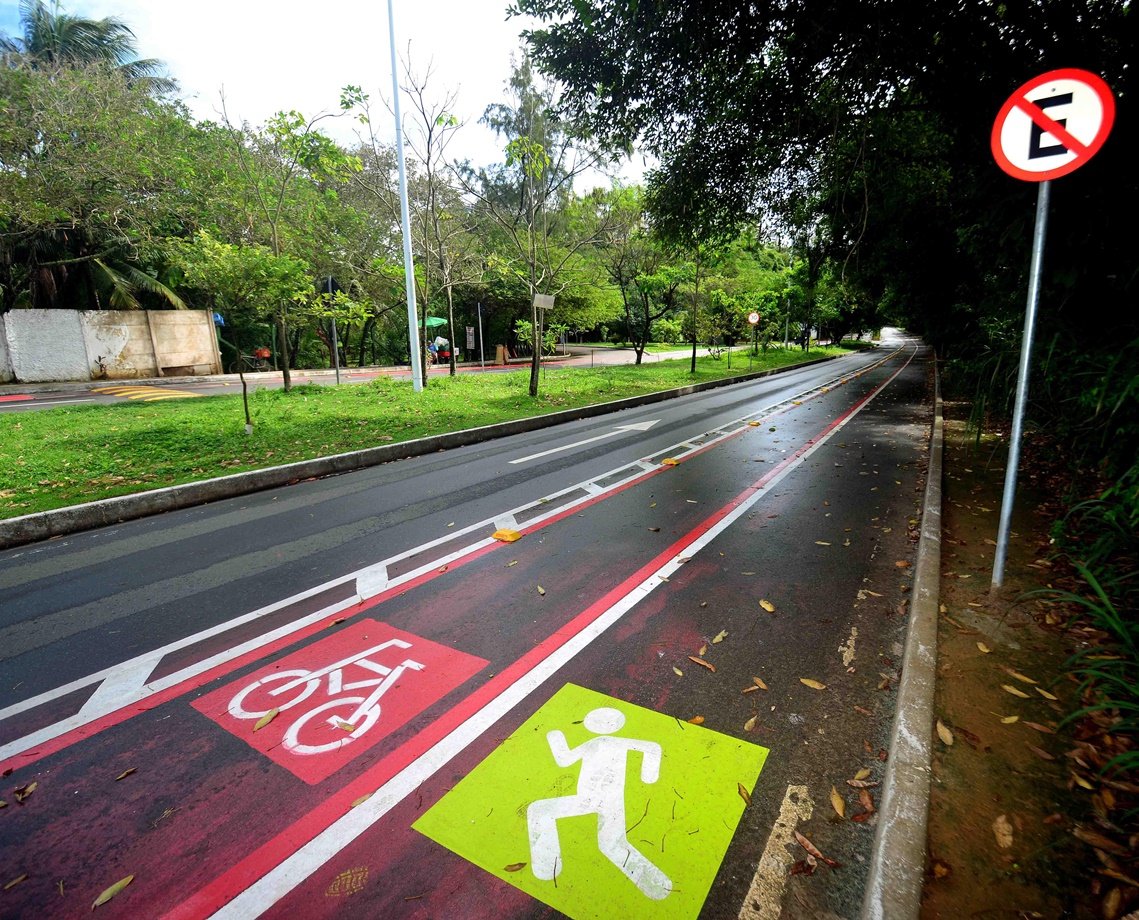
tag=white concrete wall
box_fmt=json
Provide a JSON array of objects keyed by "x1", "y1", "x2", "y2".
[
  {"x1": 147, "y1": 310, "x2": 221, "y2": 376},
  {"x1": 81, "y1": 310, "x2": 158, "y2": 379},
  {"x1": 0, "y1": 315, "x2": 12, "y2": 383},
  {"x1": 0, "y1": 309, "x2": 221, "y2": 383},
  {"x1": 5, "y1": 309, "x2": 89, "y2": 382}
]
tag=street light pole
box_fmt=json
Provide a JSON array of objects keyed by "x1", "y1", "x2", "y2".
[{"x1": 387, "y1": 0, "x2": 422, "y2": 393}]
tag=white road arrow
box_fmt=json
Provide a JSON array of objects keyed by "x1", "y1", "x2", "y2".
[{"x1": 509, "y1": 420, "x2": 661, "y2": 465}]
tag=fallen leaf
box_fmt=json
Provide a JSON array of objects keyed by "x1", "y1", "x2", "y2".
[
  {"x1": 743, "y1": 685, "x2": 759, "y2": 694},
  {"x1": 504, "y1": 863, "x2": 527, "y2": 873},
  {"x1": 1072, "y1": 773, "x2": 1095, "y2": 791},
  {"x1": 800, "y1": 678, "x2": 827, "y2": 690},
  {"x1": 1002, "y1": 684, "x2": 1031, "y2": 699},
  {"x1": 793, "y1": 830, "x2": 840, "y2": 868},
  {"x1": 1001, "y1": 666, "x2": 1037, "y2": 685},
  {"x1": 648, "y1": 527, "x2": 660, "y2": 532},
  {"x1": 4, "y1": 875, "x2": 28, "y2": 891},
  {"x1": 506, "y1": 560, "x2": 518, "y2": 567},
  {"x1": 831, "y1": 786, "x2": 846, "y2": 818},
  {"x1": 846, "y1": 779, "x2": 880, "y2": 789},
  {"x1": 992, "y1": 814, "x2": 1014, "y2": 849},
  {"x1": 977, "y1": 642, "x2": 991, "y2": 654},
  {"x1": 760, "y1": 599, "x2": 776, "y2": 613},
  {"x1": 115, "y1": 768, "x2": 136, "y2": 782},
  {"x1": 1035, "y1": 687, "x2": 1059, "y2": 701},
  {"x1": 688, "y1": 715, "x2": 705, "y2": 725},
  {"x1": 737, "y1": 782, "x2": 752, "y2": 806},
  {"x1": 698, "y1": 644, "x2": 707, "y2": 656},
  {"x1": 895, "y1": 560, "x2": 911, "y2": 568},
  {"x1": 537, "y1": 585, "x2": 546, "y2": 596},
  {"x1": 1026, "y1": 743, "x2": 1055, "y2": 761},
  {"x1": 815, "y1": 541, "x2": 832, "y2": 546},
  {"x1": 661, "y1": 458, "x2": 680, "y2": 466},
  {"x1": 930, "y1": 859, "x2": 952, "y2": 879},
  {"x1": 688, "y1": 656, "x2": 716, "y2": 673},
  {"x1": 753, "y1": 676, "x2": 769, "y2": 690},
  {"x1": 854, "y1": 768, "x2": 871, "y2": 781},
  {"x1": 337, "y1": 721, "x2": 356, "y2": 733},
  {"x1": 351, "y1": 793, "x2": 372, "y2": 808},
  {"x1": 1074, "y1": 827, "x2": 1129, "y2": 856},
  {"x1": 936, "y1": 720, "x2": 954, "y2": 746},
  {"x1": 13, "y1": 781, "x2": 37, "y2": 803},
  {"x1": 866, "y1": 590, "x2": 883, "y2": 597},
  {"x1": 1023, "y1": 721, "x2": 1056, "y2": 734},
  {"x1": 744, "y1": 715, "x2": 757, "y2": 732},
  {"x1": 492, "y1": 529, "x2": 521, "y2": 543},
  {"x1": 712, "y1": 630, "x2": 728, "y2": 644},
  {"x1": 858, "y1": 788, "x2": 875, "y2": 814},
  {"x1": 93, "y1": 875, "x2": 134, "y2": 909},
  {"x1": 672, "y1": 667, "x2": 684, "y2": 677},
  {"x1": 253, "y1": 708, "x2": 280, "y2": 732},
  {"x1": 1000, "y1": 715, "x2": 1020, "y2": 724}
]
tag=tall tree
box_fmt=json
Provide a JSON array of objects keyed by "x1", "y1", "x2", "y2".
[{"x1": 0, "y1": 0, "x2": 174, "y2": 93}]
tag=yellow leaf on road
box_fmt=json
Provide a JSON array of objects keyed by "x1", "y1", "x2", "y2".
[
  {"x1": 800, "y1": 678, "x2": 827, "y2": 690},
  {"x1": 661, "y1": 457, "x2": 680, "y2": 466},
  {"x1": 1000, "y1": 715, "x2": 1020, "y2": 724},
  {"x1": 504, "y1": 862, "x2": 527, "y2": 872},
  {"x1": 537, "y1": 585, "x2": 546, "y2": 596},
  {"x1": 253, "y1": 708, "x2": 280, "y2": 732},
  {"x1": 1035, "y1": 687, "x2": 1059, "y2": 701},
  {"x1": 672, "y1": 667, "x2": 683, "y2": 677},
  {"x1": 738, "y1": 783, "x2": 752, "y2": 806},
  {"x1": 712, "y1": 630, "x2": 728, "y2": 644},
  {"x1": 1001, "y1": 666, "x2": 1037, "y2": 684},
  {"x1": 744, "y1": 715, "x2": 757, "y2": 732},
  {"x1": 689, "y1": 656, "x2": 716, "y2": 673},
  {"x1": 992, "y1": 815, "x2": 1014, "y2": 849},
  {"x1": 977, "y1": 642, "x2": 991, "y2": 654},
  {"x1": 753, "y1": 676, "x2": 768, "y2": 690},
  {"x1": 93, "y1": 875, "x2": 134, "y2": 909},
  {"x1": 351, "y1": 793, "x2": 372, "y2": 808},
  {"x1": 760, "y1": 599, "x2": 776, "y2": 613},
  {"x1": 687, "y1": 715, "x2": 705, "y2": 725},
  {"x1": 492, "y1": 529, "x2": 521, "y2": 543},
  {"x1": 936, "y1": 719, "x2": 954, "y2": 746},
  {"x1": 115, "y1": 768, "x2": 136, "y2": 782},
  {"x1": 4, "y1": 875, "x2": 28, "y2": 891},
  {"x1": 816, "y1": 541, "x2": 832, "y2": 546},
  {"x1": 854, "y1": 768, "x2": 871, "y2": 781},
  {"x1": 831, "y1": 786, "x2": 846, "y2": 818},
  {"x1": 1002, "y1": 684, "x2": 1030, "y2": 699}
]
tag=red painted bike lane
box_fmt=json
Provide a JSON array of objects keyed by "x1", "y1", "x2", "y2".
[{"x1": 0, "y1": 351, "x2": 918, "y2": 919}]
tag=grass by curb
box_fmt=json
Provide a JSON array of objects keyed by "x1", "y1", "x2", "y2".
[{"x1": 1, "y1": 348, "x2": 851, "y2": 519}]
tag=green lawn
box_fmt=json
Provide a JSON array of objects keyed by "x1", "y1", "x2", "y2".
[{"x1": 0, "y1": 347, "x2": 851, "y2": 518}]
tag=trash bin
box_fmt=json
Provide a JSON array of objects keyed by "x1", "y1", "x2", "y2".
[{"x1": 495, "y1": 345, "x2": 507, "y2": 366}]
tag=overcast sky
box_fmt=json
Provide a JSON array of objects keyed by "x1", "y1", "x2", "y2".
[{"x1": 0, "y1": 0, "x2": 644, "y2": 186}]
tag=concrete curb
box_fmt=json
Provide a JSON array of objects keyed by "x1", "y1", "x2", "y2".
[
  {"x1": 861, "y1": 358, "x2": 942, "y2": 919},
  {"x1": 0, "y1": 356, "x2": 835, "y2": 550}
]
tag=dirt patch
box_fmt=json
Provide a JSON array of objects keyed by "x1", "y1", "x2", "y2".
[{"x1": 922, "y1": 402, "x2": 1107, "y2": 919}]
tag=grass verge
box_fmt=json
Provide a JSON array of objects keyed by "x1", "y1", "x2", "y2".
[{"x1": 0, "y1": 347, "x2": 849, "y2": 518}]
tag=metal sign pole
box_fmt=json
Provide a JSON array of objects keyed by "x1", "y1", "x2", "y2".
[
  {"x1": 477, "y1": 302, "x2": 485, "y2": 368},
  {"x1": 992, "y1": 179, "x2": 1051, "y2": 588}
]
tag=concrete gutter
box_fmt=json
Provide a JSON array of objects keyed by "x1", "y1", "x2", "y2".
[
  {"x1": 0, "y1": 356, "x2": 834, "y2": 550},
  {"x1": 861, "y1": 359, "x2": 943, "y2": 919}
]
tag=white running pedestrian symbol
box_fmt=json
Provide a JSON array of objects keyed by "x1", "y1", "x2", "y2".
[{"x1": 526, "y1": 707, "x2": 673, "y2": 900}]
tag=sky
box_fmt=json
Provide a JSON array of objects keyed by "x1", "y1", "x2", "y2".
[{"x1": 0, "y1": 0, "x2": 644, "y2": 186}]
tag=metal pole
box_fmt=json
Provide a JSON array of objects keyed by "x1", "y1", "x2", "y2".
[
  {"x1": 477, "y1": 302, "x2": 485, "y2": 368},
  {"x1": 992, "y1": 179, "x2": 1051, "y2": 588},
  {"x1": 328, "y1": 276, "x2": 340, "y2": 385},
  {"x1": 387, "y1": 0, "x2": 422, "y2": 392}
]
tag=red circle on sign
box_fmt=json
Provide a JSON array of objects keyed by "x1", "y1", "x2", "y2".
[
  {"x1": 747, "y1": 312, "x2": 760, "y2": 325},
  {"x1": 991, "y1": 68, "x2": 1115, "y2": 182}
]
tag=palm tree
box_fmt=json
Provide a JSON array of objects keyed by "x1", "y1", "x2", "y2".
[{"x1": 0, "y1": 0, "x2": 175, "y2": 93}]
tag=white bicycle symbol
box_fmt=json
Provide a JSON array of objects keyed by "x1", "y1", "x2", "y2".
[{"x1": 227, "y1": 638, "x2": 425, "y2": 756}]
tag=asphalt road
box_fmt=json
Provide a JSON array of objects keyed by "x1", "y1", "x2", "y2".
[{"x1": 0, "y1": 338, "x2": 932, "y2": 920}]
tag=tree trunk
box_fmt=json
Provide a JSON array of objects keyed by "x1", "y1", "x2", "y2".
[{"x1": 276, "y1": 310, "x2": 291, "y2": 392}]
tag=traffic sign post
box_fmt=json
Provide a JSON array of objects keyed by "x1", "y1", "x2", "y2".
[{"x1": 989, "y1": 69, "x2": 1115, "y2": 588}]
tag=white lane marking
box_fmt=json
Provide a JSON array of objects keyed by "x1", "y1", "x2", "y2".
[
  {"x1": 0, "y1": 349, "x2": 905, "y2": 763},
  {"x1": 509, "y1": 420, "x2": 661, "y2": 465},
  {"x1": 207, "y1": 350, "x2": 916, "y2": 918},
  {"x1": 738, "y1": 785, "x2": 815, "y2": 920}
]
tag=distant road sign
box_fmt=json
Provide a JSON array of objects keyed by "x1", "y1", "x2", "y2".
[
  {"x1": 991, "y1": 68, "x2": 1115, "y2": 182},
  {"x1": 747, "y1": 312, "x2": 760, "y2": 325}
]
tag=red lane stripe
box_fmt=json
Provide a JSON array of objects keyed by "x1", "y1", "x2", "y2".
[
  {"x1": 165, "y1": 359, "x2": 909, "y2": 919},
  {"x1": 0, "y1": 394, "x2": 33, "y2": 402}
]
